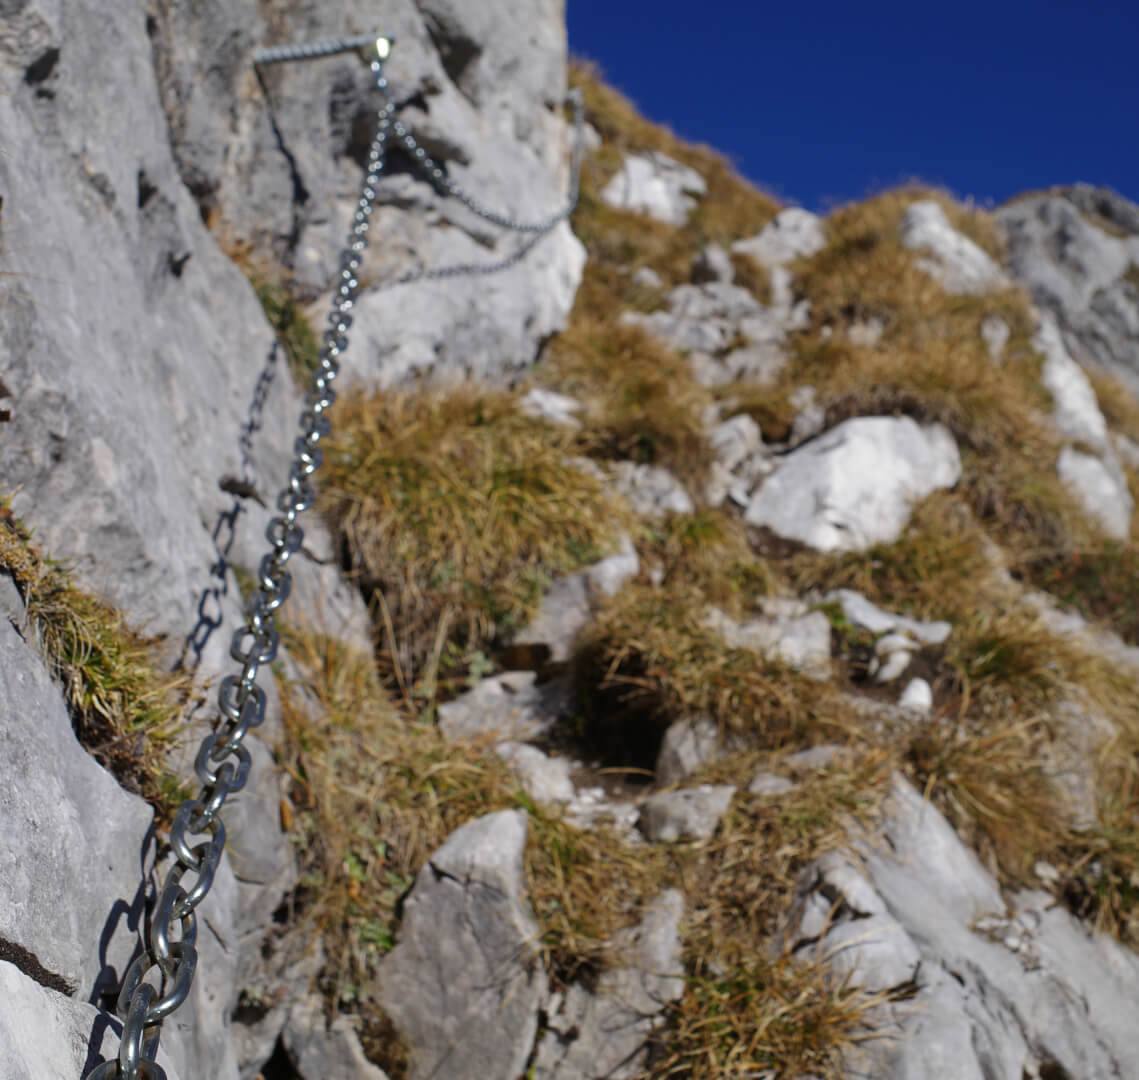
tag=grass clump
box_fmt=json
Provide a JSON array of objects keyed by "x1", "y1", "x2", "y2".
[
  {"x1": 254, "y1": 279, "x2": 322, "y2": 382},
  {"x1": 319, "y1": 386, "x2": 626, "y2": 704},
  {"x1": 0, "y1": 506, "x2": 190, "y2": 815}
]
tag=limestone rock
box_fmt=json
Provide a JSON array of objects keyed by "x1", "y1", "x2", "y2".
[
  {"x1": 1035, "y1": 315, "x2": 1110, "y2": 448},
  {"x1": 496, "y1": 741, "x2": 576, "y2": 805},
  {"x1": 998, "y1": 187, "x2": 1139, "y2": 395},
  {"x1": 900, "y1": 200, "x2": 1008, "y2": 294},
  {"x1": 1057, "y1": 445, "x2": 1133, "y2": 539},
  {"x1": 704, "y1": 606, "x2": 832, "y2": 680},
  {"x1": 745, "y1": 417, "x2": 962, "y2": 552},
  {"x1": 0, "y1": 616, "x2": 153, "y2": 1004},
  {"x1": 533, "y1": 890, "x2": 685, "y2": 1079},
  {"x1": 826, "y1": 589, "x2": 952, "y2": 645},
  {"x1": 655, "y1": 718, "x2": 723, "y2": 784},
  {"x1": 638, "y1": 785, "x2": 736, "y2": 843},
  {"x1": 283, "y1": 993, "x2": 391, "y2": 1080},
  {"x1": 709, "y1": 413, "x2": 763, "y2": 473},
  {"x1": 515, "y1": 534, "x2": 640, "y2": 662},
  {"x1": 898, "y1": 677, "x2": 933, "y2": 713},
  {"x1": 1, "y1": 959, "x2": 183, "y2": 1080},
  {"x1": 784, "y1": 744, "x2": 848, "y2": 773},
  {"x1": 612, "y1": 462, "x2": 694, "y2": 517},
  {"x1": 748, "y1": 772, "x2": 797, "y2": 796},
  {"x1": 437, "y1": 671, "x2": 572, "y2": 742},
  {"x1": 624, "y1": 281, "x2": 773, "y2": 355},
  {"x1": 152, "y1": 0, "x2": 585, "y2": 387},
  {"x1": 379, "y1": 810, "x2": 546, "y2": 1080},
  {"x1": 732, "y1": 207, "x2": 826, "y2": 267},
  {"x1": 981, "y1": 313, "x2": 1011, "y2": 360},
  {"x1": 632, "y1": 265, "x2": 664, "y2": 289},
  {"x1": 795, "y1": 775, "x2": 1139, "y2": 1079},
  {"x1": 520, "y1": 387, "x2": 583, "y2": 428},
  {"x1": 601, "y1": 151, "x2": 707, "y2": 225},
  {"x1": 691, "y1": 243, "x2": 735, "y2": 284}
]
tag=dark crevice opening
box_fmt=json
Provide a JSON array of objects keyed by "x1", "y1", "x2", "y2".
[
  {"x1": 24, "y1": 46, "x2": 59, "y2": 85},
  {"x1": 0, "y1": 935, "x2": 77, "y2": 996},
  {"x1": 255, "y1": 66, "x2": 311, "y2": 268}
]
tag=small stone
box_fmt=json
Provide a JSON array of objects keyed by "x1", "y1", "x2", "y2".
[
  {"x1": 898, "y1": 677, "x2": 933, "y2": 713},
  {"x1": 601, "y1": 151, "x2": 707, "y2": 226},
  {"x1": 875, "y1": 649, "x2": 914, "y2": 683},
  {"x1": 632, "y1": 265, "x2": 663, "y2": 289},
  {"x1": 732, "y1": 208, "x2": 826, "y2": 268},
  {"x1": 438, "y1": 671, "x2": 570, "y2": 742},
  {"x1": 496, "y1": 742, "x2": 576, "y2": 805},
  {"x1": 655, "y1": 718, "x2": 722, "y2": 784},
  {"x1": 691, "y1": 244, "x2": 734, "y2": 284},
  {"x1": 875, "y1": 631, "x2": 920, "y2": 656},
  {"x1": 519, "y1": 388, "x2": 583, "y2": 428},
  {"x1": 848, "y1": 317, "x2": 885, "y2": 347},
  {"x1": 784, "y1": 744, "x2": 846, "y2": 773},
  {"x1": 612, "y1": 461, "x2": 694, "y2": 517},
  {"x1": 748, "y1": 772, "x2": 796, "y2": 796},
  {"x1": 638, "y1": 785, "x2": 736, "y2": 843},
  {"x1": 1057, "y1": 446, "x2": 1133, "y2": 539},
  {"x1": 981, "y1": 314, "x2": 1010, "y2": 361}
]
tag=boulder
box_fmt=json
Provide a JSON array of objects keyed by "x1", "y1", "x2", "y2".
[
  {"x1": 745, "y1": 416, "x2": 962, "y2": 552},
  {"x1": 601, "y1": 151, "x2": 707, "y2": 225},
  {"x1": 900, "y1": 200, "x2": 1007, "y2": 294},
  {"x1": 532, "y1": 890, "x2": 685, "y2": 1079},
  {"x1": 792, "y1": 775, "x2": 1139, "y2": 1079},
  {"x1": 379, "y1": 810, "x2": 546, "y2": 1080}
]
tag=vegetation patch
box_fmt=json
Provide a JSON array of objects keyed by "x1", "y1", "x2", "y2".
[
  {"x1": 319, "y1": 386, "x2": 626, "y2": 706},
  {"x1": 0, "y1": 503, "x2": 190, "y2": 816},
  {"x1": 254, "y1": 278, "x2": 322, "y2": 383}
]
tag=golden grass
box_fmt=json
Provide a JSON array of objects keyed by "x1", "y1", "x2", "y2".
[
  {"x1": 319, "y1": 386, "x2": 627, "y2": 703},
  {"x1": 0, "y1": 505, "x2": 190, "y2": 816}
]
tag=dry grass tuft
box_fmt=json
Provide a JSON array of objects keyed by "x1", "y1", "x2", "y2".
[
  {"x1": 319, "y1": 386, "x2": 627, "y2": 703},
  {"x1": 0, "y1": 505, "x2": 190, "y2": 816}
]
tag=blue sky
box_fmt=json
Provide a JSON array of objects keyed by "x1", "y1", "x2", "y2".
[{"x1": 567, "y1": 2, "x2": 1139, "y2": 213}]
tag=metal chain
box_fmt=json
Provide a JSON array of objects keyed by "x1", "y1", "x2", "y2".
[
  {"x1": 89, "y1": 30, "x2": 584, "y2": 1078},
  {"x1": 87, "y1": 41, "x2": 392, "y2": 1080}
]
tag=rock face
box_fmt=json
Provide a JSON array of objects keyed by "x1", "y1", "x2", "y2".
[
  {"x1": 998, "y1": 186, "x2": 1139, "y2": 395},
  {"x1": 379, "y1": 810, "x2": 547, "y2": 1080},
  {"x1": 533, "y1": 890, "x2": 685, "y2": 1079},
  {"x1": 789, "y1": 776, "x2": 1139, "y2": 1079},
  {"x1": 601, "y1": 151, "x2": 707, "y2": 225},
  {"x1": 745, "y1": 416, "x2": 962, "y2": 552}
]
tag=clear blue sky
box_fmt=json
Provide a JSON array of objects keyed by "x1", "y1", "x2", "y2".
[{"x1": 567, "y1": 2, "x2": 1139, "y2": 213}]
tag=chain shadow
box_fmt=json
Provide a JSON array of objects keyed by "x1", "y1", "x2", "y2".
[{"x1": 180, "y1": 341, "x2": 281, "y2": 671}]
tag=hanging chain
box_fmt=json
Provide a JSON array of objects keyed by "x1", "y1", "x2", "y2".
[{"x1": 88, "y1": 31, "x2": 584, "y2": 1079}]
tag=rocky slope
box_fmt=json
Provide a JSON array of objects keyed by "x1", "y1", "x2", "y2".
[{"x1": 3, "y1": 2, "x2": 1139, "y2": 1079}]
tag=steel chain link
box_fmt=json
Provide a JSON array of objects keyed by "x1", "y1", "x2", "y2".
[{"x1": 89, "y1": 29, "x2": 584, "y2": 1078}]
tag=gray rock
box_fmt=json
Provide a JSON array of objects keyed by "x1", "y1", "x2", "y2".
[
  {"x1": 631, "y1": 265, "x2": 664, "y2": 289},
  {"x1": 152, "y1": 0, "x2": 585, "y2": 388},
  {"x1": 691, "y1": 243, "x2": 735, "y2": 284},
  {"x1": 520, "y1": 387, "x2": 583, "y2": 428},
  {"x1": 1115, "y1": 432, "x2": 1139, "y2": 470},
  {"x1": 825, "y1": 589, "x2": 952, "y2": 645},
  {"x1": 747, "y1": 772, "x2": 797, "y2": 797},
  {"x1": 981, "y1": 313, "x2": 1011, "y2": 361},
  {"x1": 612, "y1": 461, "x2": 694, "y2": 516},
  {"x1": 655, "y1": 718, "x2": 723, "y2": 784},
  {"x1": 807, "y1": 774, "x2": 1139, "y2": 1079},
  {"x1": 788, "y1": 384, "x2": 827, "y2": 445},
  {"x1": 873, "y1": 647, "x2": 915, "y2": 684},
  {"x1": 533, "y1": 890, "x2": 685, "y2": 1079},
  {"x1": 437, "y1": 671, "x2": 572, "y2": 742},
  {"x1": 496, "y1": 742, "x2": 576, "y2": 805},
  {"x1": 898, "y1": 677, "x2": 933, "y2": 713},
  {"x1": 1057, "y1": 445, "x2": 1133, "y2": 539},
  {"x1": 703, "y1": 606, "x2": 833, "y2": 680},
  {"x1": 601, "y1": 151, "x2": 707, "y2": 225},
  {"x1": 709, "y1": 413, "x2": 763, "y2": 473},
  {"x1": 624, "y1": 281, "x2": 770, "y2": 355},
  {"x1": 283, "y1": 993, "x2": 391, "y2": 1080},
  {"x1": 847, "y1": 316, "x2": 885, "y2": 348},
  {"x1": 899, "y1": 200, "x2": 1008, "y2": 295},
  {"x1": 731, "y1": 207, "x2": 826, "y2": 267},
  {"x1": 784, "y1": 744, "x2": 847, "y2": 773},
  {"x1": 379, "y1": 810, "x2": 546, "y2": 1080},
  {"x1": 1, "y1": 958, "x2": 183, "y2": 1080},
  {"x1": 564, "y1": 788, "x2": 642, "y2": 839},
  {"x1": 746, "y1": 417, "x2": 962, "y2": 552},
  {"x1": 515, "y1": 535, "x2": 640, "y2": 662},
  {"x1": 1035, "y1": 315, "x2": 1110, "y2": 448},
  {"x1": 998, "y1": 189, "x2": 1139, "y2": 394},
  {"x1": 0, "y1": 617, "x2": 152, "y2": 1004},
  {"x1": 638, "y1": 785, "x2": 736, "y2": 843}
]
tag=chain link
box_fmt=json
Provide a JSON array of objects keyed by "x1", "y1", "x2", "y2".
[{"x1": 89, "y1": 31, "x2": 585, "y2": 1078}]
